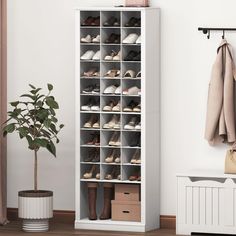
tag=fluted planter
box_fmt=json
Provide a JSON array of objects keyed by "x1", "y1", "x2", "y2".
[{"x1": 18, "y1": 190, "x2": 53, "y2": 232}]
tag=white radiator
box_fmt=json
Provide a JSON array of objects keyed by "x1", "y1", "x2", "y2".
[{"x1": 177, "y1": 170, "x2": 236, "y2": 235}]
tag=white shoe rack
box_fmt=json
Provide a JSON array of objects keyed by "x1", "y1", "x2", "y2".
[{"x1": 75, "y1": 7, "x2": 160, "y2": 232}]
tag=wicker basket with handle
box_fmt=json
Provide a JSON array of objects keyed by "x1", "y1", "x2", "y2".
[{"x1": 125, "y1": 0, "x2": 149, "y2": 7}]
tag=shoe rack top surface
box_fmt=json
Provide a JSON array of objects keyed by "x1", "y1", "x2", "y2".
[{"x1": 75, "y1": 7, "x2": 160, "y2": 11}]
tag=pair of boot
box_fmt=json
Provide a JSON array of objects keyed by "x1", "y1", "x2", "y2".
[{"x1": 87, "y1": 183, "x2": 113, "y2": 220}]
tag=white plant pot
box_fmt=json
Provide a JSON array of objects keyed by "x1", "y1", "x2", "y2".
[{"x1": 18, "y1": 190, "x2": 53, "y2": 232}]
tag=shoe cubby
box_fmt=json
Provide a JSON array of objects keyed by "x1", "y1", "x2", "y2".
[
  {"x1": 122, "y1": 45, "x2": 141, "y2": 62},
  {"x1": 100, "y1": 78, "x2": 121, "y2": 94},
  {"x1": 122, "y1": 148, "x2": 141, "y2": 165},
  {"x1": 80, "y1": 79, "x2": 100, "y2": 95},
  {"x1": 100, "y1": 130, "x2": 121, "y2": 147},
  {"x1": 80, "y1": 164, "x2": 100, "y2": 179},
  {"x1": 122, "y1": 11, "x2": 141, "y2": 28},
  {"x1": 76, "y1": 7, "x2": 160, "y2": 231},
  {"x1": 80, "y1": 63, "x2": 100, "y2": 78},
  {"x1": 101, "y1": 114, "x2": 121, "y2": 130},
  {"x1": 80, "y1": 130, "x2": 100, "y2": 146},
  {"x1": 80, "y1": 113, "x2": 100, "y2": 129},
  {"x1": 122, "y1": 63, "x2": 141, "y2": 79},
  {"x1": 122, "y1": 165, "x2": 141, "y2": 182},
  {"x1": 80, "y1": 11, "x2": 100, "y2": 27},
  {"x1": 101, "y1": 45, "x2": 121, "y2": 62},
  {"x1": 101, "y1": 28, "x2": 121, "y2": 45},
  {"x1": 122, "y1": 97, "x2": 141, "y2": 113},
  {"x1": 101, "y1": 11, "x2": 121, "y2": 28},
  {"x1": 101, "y1": 147, "x2": 121, "y2": 164},
  {"x1": 101, "y1": 97, "x2": 120, "y2": 113},
  {"x1": 101, "y1": 164, "x2": 121, "y2": 180},
  {"x1": 79, "y1": 182, "x2": 104, "y2": 219},
  {"x1": 121, "y1": 28, "x2": 141, "y2": 43},
  {"x1": 122, "y1": 131, "x2": 141, "y2": 147},
  {"x1": 80, "y1": 147, "x2": 100, "y2": 163},
  {"x1": 122, "y1": 114, "x2": 141, "y2": 131}
]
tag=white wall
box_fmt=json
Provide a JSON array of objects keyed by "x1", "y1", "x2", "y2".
[{"x1": 7, "y1": 0, "x2": 236, "y2": 214}]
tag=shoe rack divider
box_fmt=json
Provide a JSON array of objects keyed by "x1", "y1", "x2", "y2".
[{"x1": 75, "y1": 7, "x2": 160, "y2": 232}]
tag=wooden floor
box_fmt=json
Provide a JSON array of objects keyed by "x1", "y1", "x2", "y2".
[{"x1": 0, "y1": 221, "x2": 185, "y2": 236}]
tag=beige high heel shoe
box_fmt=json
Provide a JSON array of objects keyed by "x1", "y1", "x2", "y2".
[
  {"x1": 83, "y1": 165, "x2": 96, "y2": 179},
  {"x1": 105, "y1": 150, "x2": 115, "y2": 163},
  {"x1": 130, "y1": 149, "x2": 141, "y2": 164},
  {"x1": 105, "y1": 167, "x2": 120, "y2": 180}
]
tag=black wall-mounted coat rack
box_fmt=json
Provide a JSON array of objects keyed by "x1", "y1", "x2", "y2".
[{"x1": 198, "y1": 27, "x2": 236, "y2": 39}]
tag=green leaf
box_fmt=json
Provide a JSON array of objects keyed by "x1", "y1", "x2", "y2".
[
  {"x1": 59, "y1": 124, "x2": 64, "y2": 129},
  {"x1": 29, "y1": 84, "x2": 36, "y2": 89},
  {"x1": 26, "y1": 135, "x2": 34, "y2": 150},
  {"x1": 46, "y1": 141, "x2": 56, "y2": 157},
  {"x1": 17, "y1": 127, "x2": 29, "y2": 137},
  {"x1": 20, "y1": 94, "x2": 36, "y2": 100},
  {"x1": 50, "y1": 123, "x2": 58, "y2": 134},
  {"x1": 35, "y1": 109, "x2": 49, "y2": 122},
  {"x1": 10, "y1": 101, "x2": 19, "y2": 107},
  {"x1": 46, "y1": 97, "x2": 59, "y2": 109},
  {"x1": 34, "y1": 138, "x2": 48, "y2": 148},
  {"x1": 50, "y1": 108, "x2": 56, "y2": 116},
  {"x1": 47, "y1": 84, "x2": 53, "y2": 91},
  {"x1": 44, "y1": 119, "x2": 51, "y2": 128},
  {"x1": 3, "y1": 123, "x2": 15, "y2": 135},
  {"x1": 51, "y1": 117, "x2": 58, "y2": 123},
  {"x1": 30, "y1": 88, "x2": 42, "y2": 95}
]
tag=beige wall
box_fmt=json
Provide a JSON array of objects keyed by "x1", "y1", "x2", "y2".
[{"x1": 7, "y1": 0, "x2": 235, "y2": 214}]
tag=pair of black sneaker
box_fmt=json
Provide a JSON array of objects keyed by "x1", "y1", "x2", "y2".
[
  {"x1": 82, "y1": 84, "x2": 100, "y2": 94},
  {"x1": 124, "y1": 50, "x2": 141, "y2": 61}
]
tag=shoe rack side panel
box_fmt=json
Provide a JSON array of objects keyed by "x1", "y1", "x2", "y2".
[
  {"x1": 142, "y1": 8, "x2": 160, "y2": 231},
  {"x1": 75, "y1": 9, "x2": 82, "y2": 222}
]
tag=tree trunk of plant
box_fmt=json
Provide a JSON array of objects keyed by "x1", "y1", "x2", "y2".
[{"x1": 34, "y1": 150, "x2": 38, "y2": 191}]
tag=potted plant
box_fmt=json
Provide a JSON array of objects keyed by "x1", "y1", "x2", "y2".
[{"x1": 2, "y1": 84, "x2": 64, "y2": 232}]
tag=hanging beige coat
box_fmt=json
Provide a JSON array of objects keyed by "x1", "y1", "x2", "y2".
[{"x1": 205, "y1": 40, "x2": 236, "y2": 145}]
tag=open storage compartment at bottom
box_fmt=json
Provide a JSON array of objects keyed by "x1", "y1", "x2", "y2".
[{"x1": 78, "y1": 182, "x2": 141, "y2": 222}]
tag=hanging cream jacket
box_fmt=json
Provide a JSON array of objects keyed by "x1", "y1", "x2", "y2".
[{"x1": 205, "y1": 40, "x2": 236, "y2": 145}]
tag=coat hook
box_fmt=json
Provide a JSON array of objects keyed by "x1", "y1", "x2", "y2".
[
  {"x1": 222, "y1": 30, "x2": 225, "y2": 39},
  {"x1": 207, "y1": 30, "x2": 210, "y2": 39}
]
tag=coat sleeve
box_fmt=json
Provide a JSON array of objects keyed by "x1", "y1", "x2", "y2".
[{"x1": 204, "y1": 47, "x2": 224, "y2": 145}]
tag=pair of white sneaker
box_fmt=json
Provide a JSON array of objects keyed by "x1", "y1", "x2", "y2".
[
  {"x1": 103, "y1": 85, "x2": 121, "y2": 95},
  {"x1": 123, "y1": 86, "x2": 141, "y2": 96},
  {"x1": 81, "y1": 50, "x2": 100, "y2": 60},
  {"x1": 122, "y1": 33, "x2": 141, "y2": 44},
  {"x1": 81, "y1": 34, "x2": 100, "y2": 43}
]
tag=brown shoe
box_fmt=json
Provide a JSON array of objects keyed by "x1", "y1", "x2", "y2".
[
  {"x1": 99, "y1": 183, "x2": 114, "y2": 220},
  {"x1": 87, "y1": 183, "x2": 98, "y2": 220}
]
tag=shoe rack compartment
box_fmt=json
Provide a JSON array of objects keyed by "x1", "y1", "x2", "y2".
[
  {"x1": 80, "y1": 11, "x2": 100, "y2": 27},
  {"x1": 122, "y1": 165, "x2": 141, "y2": 182},
  {"x1": 101, "y1": 11, "x2": 121, "y2": 28},
  {"x1": 101, "y1": 114, "x2": 121, "y2": 130},
  {"x1": 81, "y1": 164, "x2": 100, "y2": 179},
  {"x1": 76, "y1": 7, "x2": 160, "y2": 231},
  {"x1": 80, "y1": 130, "x2": 100, "y2": 146},
  {"x1": 80, "y1": 182, "x2": 104, "y2": 219},
  {"x1": 122, "y1": 11, "x2": 141, "y2": 28},
  {"x1": 80, "y1": 147, "x2": 100, "y2": 163},
  {"x1": 101, "y1": 45, "x2": 121, "y2": 62},
  {"x1": 80, "y1": 80, "x2": 100, "y2": 95},
  {"x1": 122, "y1": 148, "x2": 141, "y2": 165}
]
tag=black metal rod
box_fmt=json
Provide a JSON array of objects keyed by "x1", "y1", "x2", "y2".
[{"x1": 198, "y1": 27, "x2": 236, "y2": 34}]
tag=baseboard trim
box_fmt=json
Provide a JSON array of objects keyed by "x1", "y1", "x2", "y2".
[
  {"x1": 160, "y1": 215, "x2": 176, "y2": 229},
  {"x1": 7, "y1": 208, "x2": 176, "y2": 229}
]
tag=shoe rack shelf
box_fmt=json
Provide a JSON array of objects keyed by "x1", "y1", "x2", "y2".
[{"x1": 75, "y1": 7, "x2": 160, "y2": 232}]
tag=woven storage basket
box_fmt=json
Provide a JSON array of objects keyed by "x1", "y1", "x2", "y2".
[{"x1": 125, "y1": 0, "x2": 149, "y2": 7}]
